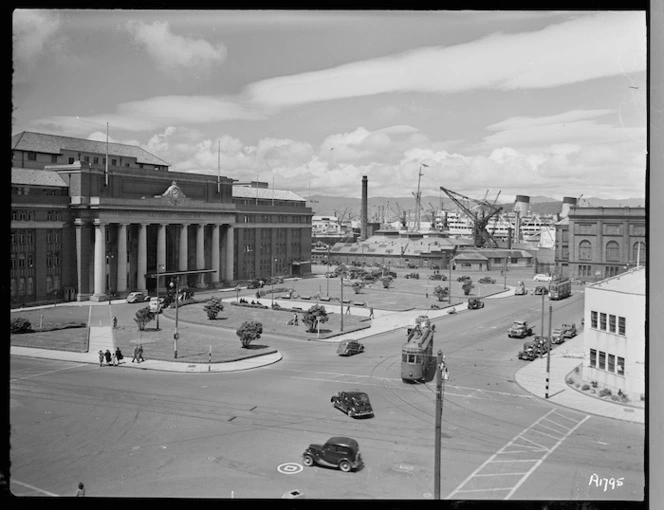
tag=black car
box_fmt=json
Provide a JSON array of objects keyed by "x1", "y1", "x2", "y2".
[
  {"x1": 457, "y1": 275, "x2": 472, "y2": 282},
  {"x1": 479, "y1": 277, "x2": 496, "y2": 284},
  {"x1": 331, "y1": 391, "x2": 374, "y2": 418},
  {"x1": 534, "y1": 285, "x2": 549, "y2": 295},
  {"x1": 303, "y1": 436, "x2": 364, "y2": 472},
  {"x1": 429, "y1": 273, "x2": 443, "y2": 280},
  {"x1": 337, "y1": 340, "x2": 365, "y2": 356}
]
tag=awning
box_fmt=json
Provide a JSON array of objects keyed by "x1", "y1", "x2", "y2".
[{"x1": 291, "y1": 260, "x2": 311, "y2": 266}]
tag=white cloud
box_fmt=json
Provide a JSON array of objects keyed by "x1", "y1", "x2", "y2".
[
  {"x1": 124, "y1": 20, "x2": 227, "y2": 76},
  {"x1": 13, "y1": 10, "x2": 64, "y2": 68},
  {"x1": 244, "y1": 11, "x2": 645, "y2": 109}
]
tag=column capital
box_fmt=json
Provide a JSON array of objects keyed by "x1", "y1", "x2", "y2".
[{"x1": 93, "y1": 219, "x2": 106, "y2": 227}]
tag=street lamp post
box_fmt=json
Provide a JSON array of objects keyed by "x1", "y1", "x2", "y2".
[
  {"x1": 326, "y1": 247, "x2": 331, "y2": 297},
  {"x1": 156, "y1": 264, "x2": 165, "y2": 330},
  {"x1": 448, "y1": 257, "x2": 452, "y2": 305},
  {"x1": 235, "y1": 285, "x2": 240, "y2": 303},
  {"x1": 169, "y1": 280, "x2": 179, "y2": 359},
  {"x1": 340, "y1": 274, "x2": 344, "y2": 332},
  {"x1": 271, "y1": 258, "x2": 277, "y2": 307}
]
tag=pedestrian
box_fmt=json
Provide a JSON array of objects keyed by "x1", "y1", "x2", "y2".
[
  {"x1": 346, "y1": 305, "x2": 351, "y2": 315},
  {"x1": 104, "y1": 349, "x2": 112, "y2": 366},
  {"x1": 137, "y1": 344, "x2": 145, "y2": 363},
  {"x1": 98, "y1": 350, "x2": 104, "y2": 367},
  {"x1": 256, "y1": 290, "x2": 261, "y2": 299},
  {"x1": 75, "y1": 482, "x2": 85, "y2": 497},
  {"x1": 113, "y1": 316, "x2": 117, "y2": 329},
  {"x1": 115, "y1": 347, "x2": 124, "y2": 364},
  {"x1": 426, "y1": 292, "x2": 429, "y2": 298},
  {"x1": 293, "y1": 313, "x2": 298, "y2": 326},
  {"x1": 132, "y1": 345, "x2": 139, "y2": 363},
  {"x1": 111, "y1": 350, "x2": 118, "y2": 366},
  {"x1": 369, "y1": 306, "x2": 374, "y2": 319}
]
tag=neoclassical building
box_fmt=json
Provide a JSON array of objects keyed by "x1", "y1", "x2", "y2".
[
  {"x1": 554, "y1": 206, "x2": 646, "y2": 280},
  {"x1": 11, "y1": 132, "x2": 312, "y2": 306}
]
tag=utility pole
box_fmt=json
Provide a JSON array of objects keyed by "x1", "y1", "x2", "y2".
[
  {"x1": 340, "y1": 275, "x2": 344, "y2": 332},
  {"x1": 545, "y1": 304, "x2": 553, "y2": 398},
  {"x1": 448, "y1": 259, "x2": 452, "y2": 305},
  {"x1": 540, "y1": 293, "x2": 545, "y2": 358},
  {"x1": 434, "y1": 350, "x2": 447, "y2": 499}
]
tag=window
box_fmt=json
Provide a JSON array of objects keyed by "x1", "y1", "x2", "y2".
[
  {"x1": 111, "y1": 159, "x2": 117, "y2": 166},
  {"x1": 18, "y1": 278, "x2": 25, "y2": 295},
  {"x1": 599, "y1": 313, "x2": 607, "y2": 330},
  {"x1": 579, "y1": 240, "x2": 592, "y2": 260},
  {"x1": 27, "y1": 277, "x2": 34, "y2": 295},
  {"x1": 631, "y1": 224, "x2": 646, "y2": 236},
  {"x1": 84, "y1": 156, "x2": 90, "y2": 163},
  {"x1": 609, "y1": 315, "x2": 616, "y2": 333},
  {"x1": 618, "y1": 317, "x2": 626, "y2": 335},
  {"x1": 605, "y1": 224, "x2": 621, "y2": 235},
  {"x1": 51, "y1": 154, "x2": 58, "y2": 163},
  {"x1": 46, "y1": 276, "x2": 53, "y2": 294},
  {"x1": 93, "y1": 157, "x2": 99, "y2": 164},
  {"x1": 578, "y1": 223, "x2": 594, "y2": 235},
  {"x1": 599, "y1": 351, "x2": 606, "y2": 370},
  {"x1": 27, "y1": 152, "x2": 37, "y2": 161},
  {"x1": 608, "y1": 354, "x2": 615, "y2": 373},
  {"x1": 617, "y1": 357, "x2": 625, "y2": 376},
  {"x1": 605, "y1": 241, "x2": 620, "y2": 262},
  {"x1": 69, "y1": 157, "x2": 75, "y2": 164},
  {"x1": 590, "y1": 349, "x2": 597, "y2": 368}
]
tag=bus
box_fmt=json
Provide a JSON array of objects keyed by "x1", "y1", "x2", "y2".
[
  {"x1": 401, "y1": 320, "x2": 436, "y2": 382},
  {"x1": 549, "y1": 277, "x2": 572, "y2": 300}
]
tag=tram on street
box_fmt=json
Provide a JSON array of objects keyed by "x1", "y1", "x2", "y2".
[
  {"x1": 401, "y1": 318, "x2": 436, "y2": 382},
  {"x1": 549, "y1": 277, "x2": 572, "y2": 300}
]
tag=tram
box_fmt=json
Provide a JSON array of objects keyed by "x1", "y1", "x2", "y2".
[
  {"x1": 549, "y1": 277, "x2": 572, "y2": 300},
  {"x1": 401, "y1": 319, "x2": 436, "y2": 382}
]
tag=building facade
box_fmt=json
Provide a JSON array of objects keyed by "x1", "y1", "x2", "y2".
[
  {"x1": 582, "y1": 267, "x2": 645, "y2": 398},
  {"x1": 11, "y1": 132, "x2": 312, "y2": 306},
  {"x1": 554, "y1": 206, "x2": 646, "y2": 281}
]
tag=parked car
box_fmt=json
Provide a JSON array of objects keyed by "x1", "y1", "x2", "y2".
[
  {"x1": 407, "y1": 263, "x2": 417, "y2": 269},
  {"x1": 337, "y1": 340, "x2": 365, "y2": 356},
  {"x1": 467, "y1": 298, "x2": 484, "y2": 309},
  {"x1": 478, "y1": 276, "x2": 496, "y2": 284},
  {"x1": 247, "y1": 279, "x2": 263, "y2": 289},
  {"x1": 126, "y1": 292, "x2": 150, "y2": 303},
  {"x1": 533, "y1": 274, "x2": 553, "y2": 282},
  {"x1": 552, "y1": 323, "x2": 577, "y2": 344},
  {"x1": 432, "y1": 265, "x2": 441, "y2": 270},
  {"x1": 429, "y1": 273, "x2": 444, "y2": 281},
  {"x1": 534, "y1": 285, "x2": 549, "y2": 295},
  {"x1": 302, "y1": 436, "x2": 364, "y2": 472},
  {"x1": 405, "y1": 272, "x2": 420, "y2": 279},
  {"x1": 457, "y1": 275, "x2": 472, "y2": 282},
  {"x1": 330, "y1": 391, "x2": 374, "y2": 418},
  {"x1": 508, "y1": 320, "x2": 534, "y2": 338}
]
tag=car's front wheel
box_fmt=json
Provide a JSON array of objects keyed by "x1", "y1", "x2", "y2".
[
  {"x1": 303, "y1": 455, "x2": 314, "y2": 467},
  {"x1": 347, "y1": 409, "x2": 353, "y2": 417},
  {"x1": 339, "y1": 460, "x2": 352, "y2": 472}
]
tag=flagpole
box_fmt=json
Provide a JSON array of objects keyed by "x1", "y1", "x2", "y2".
[
  {"x1": 105, "y1": 123, "x2": 109, "y2": 186},
  {"x1": 217, "y1": 139, "x2": 221, "y2": 194}
]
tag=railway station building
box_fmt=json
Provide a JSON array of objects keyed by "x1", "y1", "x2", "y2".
[{"x1": 11, "y1": 131, "x2": 313, "y2": 306}]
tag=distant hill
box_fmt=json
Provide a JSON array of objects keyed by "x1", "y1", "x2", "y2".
[{"x1": 308, "y1": 195, "x2": 645, "y2": 219}]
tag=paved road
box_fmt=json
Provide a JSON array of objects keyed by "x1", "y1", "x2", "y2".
[{"x1": 9, "y1": 288, "x2": 644, "y2": 499}]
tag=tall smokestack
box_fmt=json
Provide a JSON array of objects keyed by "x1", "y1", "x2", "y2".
[
  {"x1": 514, "y1": 195, "x2": 530, "y2": 216},
  {"x1": 561, "y1": 196, "x2": 577, "y2": 218},
  {"x1": 361, "y1": 175, "x2": 368, "y2": 241}
]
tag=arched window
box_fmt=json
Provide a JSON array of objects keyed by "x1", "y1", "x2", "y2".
[
  {"x1": 579, "y1": 240, "x2": 592, "y2": 261},
  {"x1": 632, "y1": 241, "x2": 646, "y2": 264},
  {"x1": 605, "y1": 241, "x2": 620, "y2": 262}
]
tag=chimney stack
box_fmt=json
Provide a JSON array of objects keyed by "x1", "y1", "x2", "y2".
[
  {"x1": 361, "y1": 176, "x2": 368, "y2": 241},
  {"x1": 561, "y1": 196, "x2": 577, "y2": 218}
]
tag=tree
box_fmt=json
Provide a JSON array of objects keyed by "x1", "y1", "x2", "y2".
[
  {"x1": 433, "y1": 285, "x2": 448, "y2": 301},
  {"x1": 10, "y1": 317, "x2": 32, "y2": 334},
  {"x1": 203, "y1": 297, "x2": 224, "y2": 320},
  {"x1": 134, "y1": 307, "x2": 155, "y2": 331},
  {"x1": 303, "y1": 304, "x2": 329, "y2": 333},
  {"x1": 236, "y1": 320, "x2": 263, "y2": 348},
  {"x1": 463, "y1": 282, "x2": 474, "y2": 296},
  {"x1": 381, "y1": 276, "x2": 393, "y2": 289},
  {"x1": 352, "y1": 281, "x2": 364, "y2": 294}
]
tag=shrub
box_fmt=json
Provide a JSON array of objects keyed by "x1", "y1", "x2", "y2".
[
  {"x1": 352, "y1": 282, "x2": 364, "y2": 294},
  {"x1": 611, "y1": 395, "x2": 621, "y2": 402},
  {"x1": 203, "y1": 297, "x2": 224, "y2": 320},
  {"x1": 134, "y1": 307, "x2": 155, "y2": 331},
  {"x1": 574, "y1": 366, "x2": 580, "y2": 374},
  {"x1": 236, "y1": 320, "x2": 263, "y2": 348},
  {"x1": 599, "y1": 388, "x2": 612, "y2": 397},
  {"x1": 433, "y1": 285, "x2": 448, "y2": 302},
  {"x1": 10, "y1": 317, "x2": 32, "y2": 334},
  {"x1": 303, "y1": 304, "x2": 329, "y2": 333},
  {"x1": 380, "y1": 276, "x2": 393, "y2": 289},
  {"x1": 566, "y1": 378, "x2": 575, "y2": 385},
  {"x1": 582, "y1": 384, "x2": 591, "y2": 391},
  {"x1": 591, "y1": 380, "x2": 598, "y2": 388}
]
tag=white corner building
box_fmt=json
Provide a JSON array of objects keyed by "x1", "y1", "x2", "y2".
[{"x1": 583, "y1": 266, "x2": 645, "y2": 398}]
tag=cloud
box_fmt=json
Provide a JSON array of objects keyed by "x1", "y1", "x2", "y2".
[
  {"x1": 244, "y1": 11, "x2": 645, "y2": 109},
  {"x1": 12, "y1": 10, "x2": 64, "y2": 68},
  {"x1": 124, "y1": 19, "x2": 227, "y2": 76}
]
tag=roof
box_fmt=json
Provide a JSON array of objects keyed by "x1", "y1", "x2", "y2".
[
  {"x1": 587, "y1": 266, "x2": 645, "y2": 295},
  {"x1": 232, "y1": 186, "x2": 306, "y2": 202},
  {"x1": 325, "y1": 437, "x2": 359, "y2": 448},
  {"x1": 11, "y1": 131, "x2": 170, "y2": 167},
  {"x1": 453, "y1": 252, "x2": 489, "y2": 261},
  {"x1": 11, "y1": 167, "x2": 68, "y2": 187}
]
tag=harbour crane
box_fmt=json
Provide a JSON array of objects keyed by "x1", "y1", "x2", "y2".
[{"x1": 439, "y1": 186, "x2": 503, "y2": 248}]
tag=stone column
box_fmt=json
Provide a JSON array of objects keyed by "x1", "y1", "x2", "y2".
[
  {"x1": 117, "y1": 223, "x2": 127, "y2": 295},
  {"x1": 196, "y1": 223, "x2": 207, "y2": 288},
  {"x1": 75, "y1": 220, "x2": 91, "y2": 301},
  {"x1": 179, "y1": 224, "x2": 188, "y2": 287},
  {"x1": 137, "y1": 223, "x2": 148, "y2": 294},
  {"x1": 211, "y1": 224, "x2": 220, "y2": 286},
  {"x1": 225, "y1": 225, "x2": 234, "y2": 282},
  {"x1": 92, "y1": 222, "x2": 106, "y2": 301},
  {"x1": 156, "y1": 223, "x2": 166, "y2": 294}
]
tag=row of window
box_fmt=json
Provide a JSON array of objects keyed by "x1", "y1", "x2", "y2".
[
  {"x1": 590, "y1": 311, "x2": 626, "y2": 335},
  {"x1": 11, "y1": 210, "x2": 64, "y2": 222},
  {"x1": 11, "y1": 275, "x2": 61, "y2": 297},
  {"x1": 238, "y1": 214, "x2": 311, "y2": 223},
  {"x1": 589, "y1": 349, "x2": 625, "y2": 376},
  {"x1": 575, "y1": 223, "x2": 646, "y2": 236},
  {"x1": 578, "y1": 240, "x2": 646, "y2": 263}
]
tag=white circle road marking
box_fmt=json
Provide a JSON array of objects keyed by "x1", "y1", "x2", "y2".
[{"x1": 277, "y1": 462, "x2": 303, "y2": 474}]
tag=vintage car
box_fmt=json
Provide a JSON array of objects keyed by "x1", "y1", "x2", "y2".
[
  {"x1": 405, "y1": 272, "x2": 420, "y2": 279},
  {"x1": 303, "y1": 436, "x2": 364, "y2": 472},
  {"x1": 478, "y1": 276, "x2": 496, "y2": 284},
  {"x1": 457, "y1": 275, "x2": 472, "y2": 282},
  {"x1": 337, "y1": 340, "x2": 365, "y2": 356},
  {"x1": 126, "y1": 291, "x2": 150, "y2": 303},
  {"x1": 514, "y1": 281, "x2": 527, "y2": 295},
  {"x1": 330, "y1": 391, "x2": 374, "y2": 418},
  {"x1": 247, "y1": 279, "x2": 264, "y2": 289},
  {"x1": 534, "y1": 286, "x2": 549, "y2": 295},
  {"x1": 533, "y1": 274, "x2": 553, "y2": 282},
  {"x1": 429, "y1": 273, "x2": 444, "y2": 281},
  {"x1": 508, "y1": 320, "x2": 534, "y2": 338},
  {"x1": 517, "y1": 342, "x2": 538, "y2": 361},
  {"x1": 552, "y1": 323, "x2": 577, "y2": 343},
  {"x1": 467, "y1": 298, "x2": 484, "y2": 310}
]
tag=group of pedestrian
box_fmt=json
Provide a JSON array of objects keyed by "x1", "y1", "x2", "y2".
[
  {"x1": 98, "y1": 347, "x2": 124, "y2": 367},
  {"x1": 132, "y1": 344, "x2": 145, "y2": 363}
]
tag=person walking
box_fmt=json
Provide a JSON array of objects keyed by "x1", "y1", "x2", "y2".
[
  {"x1": 137, "y1": 344, "x2": 145, "y2": 363},
  {"x1": 113, "y1": 316, "x2": 117, "y2": 329},
  {"x1": 98, "y1": 350, "x2": 104, "y2": 367},
  {"x1": 132, "y1": 345, "x2": 140, "y2": 363},
  {"x1": 111, "y1": 350, "x2": 118, "y2": 366},
  {"x1": 346, "y1": 305, "x2": 351, "y2": 315},
  {"x1": 293, "y1": 313, "x2": 299, "y2": 326},
  {"x1": 104, "y1": 349, "x2": 112, "y2": 366},
  {"x1": 115, "y1": 347, "x2": 124, "y2": 364},
  {"x1": 75, "y1": 482, "x2": 85, "y2": 497},
  {"x1": 369, "y1": 306, "x2": 374, "y2": 319}
]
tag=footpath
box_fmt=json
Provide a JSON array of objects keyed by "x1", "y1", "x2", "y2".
[{"x1": 10, "y1": 286, "x2": 644, "y2": 423}]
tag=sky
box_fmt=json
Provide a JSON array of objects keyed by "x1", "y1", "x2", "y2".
[{"x1": 12, "y1": 9, "x2": 647, "y2": 203}]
